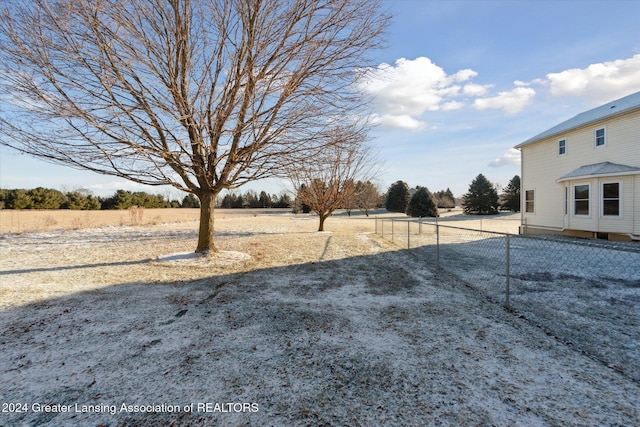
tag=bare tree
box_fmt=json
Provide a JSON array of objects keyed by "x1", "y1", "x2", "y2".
[
  {"x1": 354, "y1": 180, "x2": 380, "y2": 216},
  {"x1": 288, "y1": 123, "x2": 378, "y2": 231},
  {"x1": 0, "y1": 0, "x2": 388, "y2": 253}
]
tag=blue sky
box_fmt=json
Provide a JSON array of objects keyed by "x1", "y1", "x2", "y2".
[{"x1": 2, "y1": 0, "x2": 640, "y2": 200}]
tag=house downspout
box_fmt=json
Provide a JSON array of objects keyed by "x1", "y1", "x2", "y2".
[
  {"x1": 519, "y1": 148, "x2": 525, "y2": 235},
  {"x1": 630, "y1": 175, "x2": 639, "y2": 240}
]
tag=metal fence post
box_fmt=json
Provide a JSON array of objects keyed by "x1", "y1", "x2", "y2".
[
  {"x1": 505, "y1": 234, "x2": 511, "y2": 309},
  {"x1": 436, "y1": 222, "x2": 440, "y2": 268},
  {"x1": 391, "y1": 219, "x2": 394, "y2": 243},
  {"x1": 407, "y1": 220, "x2": 410, "y2": 249},
  {"x1": 419, "y1": 217, "x2": 422, "y2": 235}
]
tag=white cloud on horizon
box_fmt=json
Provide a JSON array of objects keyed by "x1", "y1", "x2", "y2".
[
  {"x1": 489, "y1": 148, "x2": 521, "y2": 168},
  {"x1": 546, "y1": 54, "x2": 640, "y2": 104}
]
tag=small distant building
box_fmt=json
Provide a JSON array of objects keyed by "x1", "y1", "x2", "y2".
[{"x1": 515, "y1": 91, "x2": 640, "y2": 241}]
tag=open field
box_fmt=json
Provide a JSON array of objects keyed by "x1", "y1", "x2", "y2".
[
  {"x1": 1, "y1": 213, "x2": 639, "y2": 426},
  {"x1": 0, "y1": 207, "x2": 522, "y2": 235},
  {"x1": 0, "y1": 208, "x2": 201, "y2": 233},
  {"x1": 0, "y1": 208, "x2": 301, "y2": 234}
]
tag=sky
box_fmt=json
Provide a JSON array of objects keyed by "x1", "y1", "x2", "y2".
[{"x1": 1, "y1": 0, "x2": 640, "y2": 200}]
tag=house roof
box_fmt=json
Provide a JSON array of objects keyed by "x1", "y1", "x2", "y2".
[
  {"x1": 515, "y1": 91, "x2": 640, "y2": 149},
  {"x1": 557, "y1": 161, "x2": 640, "y2": 183}
]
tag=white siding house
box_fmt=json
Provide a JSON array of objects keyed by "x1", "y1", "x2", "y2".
[{"x1": 515, "y1": 91, "x2": 640, "y2": 241}]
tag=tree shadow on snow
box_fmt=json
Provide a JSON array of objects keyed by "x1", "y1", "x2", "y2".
[{"x1": 1, "y1": 246, "x2": 638, "y2": 426}]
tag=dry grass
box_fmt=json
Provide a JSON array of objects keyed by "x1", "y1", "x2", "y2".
[
  {"x1": 0, "y1": 208, "x2": 203, "y2": 233},
  {"x1": 0, "y1": 212, "x2": 384, "y2": 308}
]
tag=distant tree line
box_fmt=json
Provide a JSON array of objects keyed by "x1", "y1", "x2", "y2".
[
  {"x1": 218, "y1": 191, "x2": 293, "y2": 209},
  {"x1": 1, "y1": 175, "x2": 521, "y2": 215},
  {"x1": 384, "y1": 174, "x2": 521, "y2": 217},
  {"x1": 0, "y1": 187, "x2": 294, "y2": 210}
]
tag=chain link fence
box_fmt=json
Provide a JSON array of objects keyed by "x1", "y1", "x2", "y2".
[{"x1": 374, "y1": 217, "x2": 640, "y2": 382}]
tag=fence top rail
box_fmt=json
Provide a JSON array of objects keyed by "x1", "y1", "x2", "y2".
[
  {"x1": 375, "y1": 217, "x2": 640, "y2": 254},
  {"x1": 377, "y1": 217, "x2": 511, "y2": 237}
]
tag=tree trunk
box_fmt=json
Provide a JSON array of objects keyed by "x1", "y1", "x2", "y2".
[
  {"x1": 318, "y1": 214, "x2": 328, "y2": 232},
  {"x1": 196, "y1": 191, "x2": 217, "y2": 254}
]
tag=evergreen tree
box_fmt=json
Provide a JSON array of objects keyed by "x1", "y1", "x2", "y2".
[
  {"x1": 27, "y1": 187, "x2": 65, "y2": 209},
  {"x1": 63, "y1": 191, "x2": 91, "y2": 210},
  {"x1": 86, "y1": 195, "x2": 102, "y2": 210},
  {"x1": 5, "y1": 189, "x2": 33, "y2": 209},
  {"x1": 258, "y1": 191, "x2": 272, "y2": 208},
  {"x1": 111, "y1": 190, "x2": 134, "y2": 209},
  {"x1": 500, "y1": 175, "x2": 521, "y2": 212},
  {"x1": 444, "y1": 188, "x2": 455, "y2": 207},
  {"x1": 385, "y1": 180, "x2": 410, "y2": 213},
  {"x1": 219, "y1": 193, "x2": 236, "y2": 208},
  {"x1": 274, "y1": 194, "x2": 292, "y2": 208},
  {"x1": 406, "y1": 186, "x2": 437, "y2": 217},
  {"x1": 244, "y1": 190, "x2": 259, "y2": 208},
  {"x1": 462, "y1": 174, "x2": 499, "y2": 215},
  {"x1": 181, "y1": 193, "x2": 200, "y2": 208},
  {"x1": 233, "y1": 194, "x2": 245, "y2": 208}
]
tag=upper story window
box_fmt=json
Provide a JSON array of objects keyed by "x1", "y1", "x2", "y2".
[
  {"x1": 595, "y1": 127, "x2": 606, "y2": 147},
  {"x1": 558, "y1": 139, "x2": 566, "y2": 155}
]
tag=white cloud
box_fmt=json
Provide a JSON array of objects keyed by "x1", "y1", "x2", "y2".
[
  {"x1": 451, "y1": 69, "x2": 478, "y2": 82},
  {"x1": 473, "y1": 87, "x2": 536, "y2": 114},
  {"x1": 442, "y1": 101, "x2": 464, "y2": 111},
  {"x1": 546, "y1": 54, "x2": 640, "y2": 104},
  {"x1": 463, "y1": 83, "x2": 493, "y2": 96},
  {"x1": 357, "y1": 57, "x2": 478, "y2": 129},
  {"x1": 370, "y1": 113, "x2": 426, "y2": 130},
  {"x1": 489, "y1": 148, "x2": 521, "y2": 168}
]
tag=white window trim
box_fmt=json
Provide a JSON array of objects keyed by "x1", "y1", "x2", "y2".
[
  {"x1": 601, "y1": 181, "x2": 622, "y2": 218},
  {"x1": 594, "y1": 126, "x2": 606, "y2": 148},
  {"x1": 558, "y1": 138, "x2": 567, "y2": 156},
  {"x1": 573, "y1": 183, "x2": 591, "y2": 217},
  {"x1": 524, "y1": 189, "x2": 535, "y2": 214}
]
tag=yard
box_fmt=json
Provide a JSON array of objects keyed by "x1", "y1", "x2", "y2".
[{"x1": 1, "y1": 211, "x2": 638, "y2": 426}]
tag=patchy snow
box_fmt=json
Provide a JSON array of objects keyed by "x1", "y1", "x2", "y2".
[
  {"x1": 0, "y1": 215, "x2": 638, "y2": 426},
  {"x1": 389, "y1": 225, "x2": 640, "y2": 383},
  {"x1": 155, "y1": 251, "x2": 251, "y2": 267}
]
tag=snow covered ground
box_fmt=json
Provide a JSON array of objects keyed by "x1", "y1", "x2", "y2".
[
  {"x1": 377, "y1": 217, "x2": 640, "y2": 383},
  {"x1": 1, "y1": 214, "x2": 639, "y2": 426}
]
